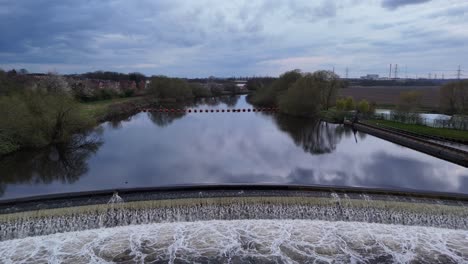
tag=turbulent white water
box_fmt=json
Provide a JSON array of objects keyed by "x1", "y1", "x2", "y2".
[{"x1": 1, "y1": 219, "x2": 467, "y2": 264}]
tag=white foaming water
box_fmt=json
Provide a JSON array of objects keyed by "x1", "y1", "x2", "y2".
[
  {"x1": 1, "y1": 220, "x2": 467, "y2": 264},
  {"x1": 107, "y1": 192, "x2": 124, "y2": 204}
]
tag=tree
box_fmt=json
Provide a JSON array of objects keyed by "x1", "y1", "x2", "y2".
[
  {"x1": 148, "y1": 76, "x2": 193, "y2": 101},
  {"x1": 344, "y1": 97, "x2": 354, "y2": 111},
  {"x1": 39, "y1": 73, "x2": 71, "y2": 94},
  {"x1": 18, "y1": 69, "x2": 29, "y2": 75},
  {"x1": 311, "y1": 70, "x2": 341, "y2": 110},
  {"x1": 398, "y1": 90, "x2": 422, "y2": 112},
  {"x1": 250, "y1": 70, "x2": 302, "y2": 106},
  {"x1": 129, "y1": 72, "x2": 146, "y2": 83},
  {"x1": 191, "y1": 83, "x2": 211, "y2": 97},
  {"x1": 278, "y1": 73, "x2": 322, "y2": 117},
  {"x1": 0, "y1": 90, "x2": 94, "y2": 155},
  {"x1": 271, "y1": 69, "x2": 302, "y2": 93},
  {"x1": 223, "y1": 83, "x2": 239, "y2": 95},
  {"x1": 209, "y1": 84, "x2": 223, "y2": 96},
  {"x1": 369, "y1": 101, "x2": 377, "y2": 114},
  {"x1": 440, "y1": 81, "x2": 468, "y2": 114},
  {"x1": 357, "y1": 99, "x2": 370, "y2": 113},
  {"x1": 335, "y1": 98, "x2": 346, "y2": 111}
]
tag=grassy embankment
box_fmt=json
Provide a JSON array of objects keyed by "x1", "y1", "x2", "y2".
[
  {"x1": 365, "y1": 119, "x2": 468, "y2": 141},
  {"x1": 79, "y1": 96, "x2": 147, "y2": 120}
]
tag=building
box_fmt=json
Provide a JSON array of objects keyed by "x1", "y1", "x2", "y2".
[{"x1": 360, "y1": 74, "x2": 379, "y2": 80}]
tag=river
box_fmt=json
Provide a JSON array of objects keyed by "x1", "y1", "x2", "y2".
[{"x1": 0, "y1": 95, "x2": 467, "y2": 199}]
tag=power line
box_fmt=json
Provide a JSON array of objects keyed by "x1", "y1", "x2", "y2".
[
  {"x1": 394, "y1": 64, "x2": 398, "y2": 79},
  {"x1": 457, "y1": 65, "x2": 461, "y2": 80},
  {"x1": 345, "y1": 67, "x2": 349, "y2": 79}
]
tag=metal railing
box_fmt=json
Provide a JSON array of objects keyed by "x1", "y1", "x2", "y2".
[{"x1": 370, "y1": 112, "x2": 468, "y2": 131}]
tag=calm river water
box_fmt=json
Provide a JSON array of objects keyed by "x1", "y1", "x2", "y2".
[{"x1": 0, "y1": 95, "x2": 467, "y2": 199}]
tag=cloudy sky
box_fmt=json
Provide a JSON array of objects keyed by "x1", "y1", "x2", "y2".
[{"x1": 0, "y1": 0, "x2": 467, "y2": 78}]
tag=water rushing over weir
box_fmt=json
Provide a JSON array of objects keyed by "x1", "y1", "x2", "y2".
[
  {"x1": 1, "y1": 220, "x2": 468, "y2": 263},
  {"x1": 1, "y1": 190, "x2": 468, "y2": 242}
]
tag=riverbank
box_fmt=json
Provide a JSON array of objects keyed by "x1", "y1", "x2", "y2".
[
  {"x1": 79, "y1": 96, "x2": 157, "y2": 122},
  {"x1": 79, "y1": 97, "x2": 145, "y2": 119},
  {"x1": 0, "y1": 97, "x2": 152, "y2": 157},
  {"x1": 0, "y1": 95, "x2": 244, "y2": 156},
  {"x1": 366, "y1": 119, "x2": 468, "y2": 141}
]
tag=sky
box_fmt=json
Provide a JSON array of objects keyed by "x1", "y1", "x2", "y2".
[{"x1": 0, "y1": 0, "x2": 467, "y2": 78}]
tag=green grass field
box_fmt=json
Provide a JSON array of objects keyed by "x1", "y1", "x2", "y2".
[
  {"x1": 366, "y1": 119, "x2": 468, "y2": 141},
  {"x1": 79, "y1": 97, "x2": 143, "y2": 119}
]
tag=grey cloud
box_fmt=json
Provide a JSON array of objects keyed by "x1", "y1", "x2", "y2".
[
  {"x1": 427, "y1": 6, "x2": 468, "y2": 18},
  {"x1": 287, "y1": 1, "x2": 337, "y2": 21},
  {"x1": 381, "y1": 0, "x2": 431, "y2": 10},
  {"x1": 370, "y1": 20, "x2": 411, "y2": 30},
  {"x1": 1, "y1": 0, "x2": 467, "y2": 77}
]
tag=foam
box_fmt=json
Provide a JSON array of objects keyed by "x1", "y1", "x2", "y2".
[
  {"x1": 1, "y1": 219, "x2": 467, "y2": 263},
  {"x1": 2, "y1": 196, "x2": 468, "y2": 241}
]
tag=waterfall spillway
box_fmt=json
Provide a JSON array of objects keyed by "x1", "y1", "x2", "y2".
[
  {"x1": 1, "y1": 188, "x2": 468, "y2": 263},
  {"x1": 1, "y1": 189, "x2": 468, "y2": 241},
  {"x1": 2, "y1": 219, "x2": 468, "y2": 263}
]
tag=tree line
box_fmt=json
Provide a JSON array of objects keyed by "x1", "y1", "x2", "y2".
[
  {"x1": 440, "y1": 80, "x2": 468, "y2": 115},
  {"x1": 67, "y1": 71, "x2": 147, "y2": 83},
  {"x1": 147, "y1": 76, "x2": 246, "y2": 101},
  {"x1": 248, "y1": 70, "x2": 346, "y2": 117}
]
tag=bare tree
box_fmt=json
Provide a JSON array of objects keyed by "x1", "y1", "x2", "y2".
[
  {"x1": 313, "y1": 70, "x2": 342, "y2": 110},
  {"x1": 440, "y1": 81, "x2": 468, "y2": 114},
  {"x1": 398, "y1": 90, "x2": 422, "y2": 112}
]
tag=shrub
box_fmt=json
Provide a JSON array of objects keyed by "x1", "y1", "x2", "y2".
[
  {"x1": 357, "y1": 99, "x2": 370, "y2": 113},
  {"x1": 344, "y1": 97, "x2": 355, "y2": 111},
  {"x1": 336, "y1": 99, "x2": 346, "y2": 111},
  {"x1": 223, "y1": 83, "x2": 239, "y2": 94},
  {"x1": 0, "y1": 91, "x2": 94, "y2": 155},
  {"x1": 148, "y1": 76, "x2": 193, "y2": 101},
  {"x1": 209, "y1": 84, "x2": 223, "y2": 96},
  {"x1": 191, "y1": 83, "x2": 211, "y2": 97}
]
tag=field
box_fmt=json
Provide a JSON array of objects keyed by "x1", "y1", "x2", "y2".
[
  {"x1": 339, "y1": 86, "x2": 440, "y2": 110},
  {"x1": 366, "y1": 119, "x2": 468, "y2": 141},
  {"x1": 79, "y1": 97, "x2": 144, "y2": 119}
]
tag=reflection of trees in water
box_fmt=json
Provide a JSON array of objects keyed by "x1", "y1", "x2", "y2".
[
  {"x1": 202, "y1": 97, "x2": 222, "y2": 106},
  {"x1": 108, "y1": 114, "x2": 134, "y2": 129},
  {"x1": 193, "y1": 95, "x2": 239, "y2": 107},
  {"x1": 273, "y1": 114, "x2": 346, "y2": 154},
  {"x1": 147, "y1": 96, "x2": 240, "y2": 128},
  {"x1": 219, "y1": 95, "x2": 240, "y2": 107},
  {"x1": 193, "y1": 97, "x2": 221, "y2": 107},
  {"x1": 0, "y1": 133, "x2": 103, "y2": 196},
  {"x1": 147, "y1": 101, "x2": 188, "y2": 128},
  {"x1": 148, "y1": 111, "x2": 186, "y2": 127}
]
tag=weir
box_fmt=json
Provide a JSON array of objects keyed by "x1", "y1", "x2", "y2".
[{"x1": 1, "y1": 186, "x2": 468, "y2": 241}]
